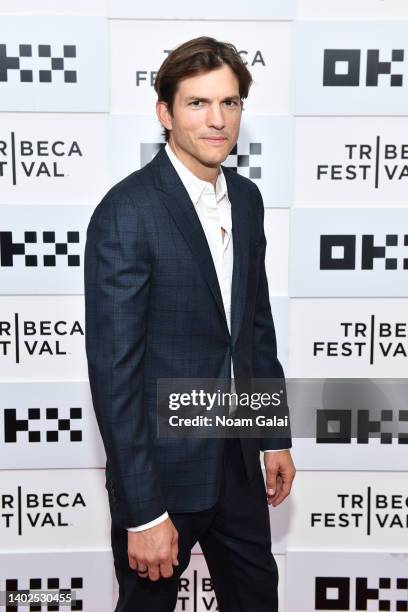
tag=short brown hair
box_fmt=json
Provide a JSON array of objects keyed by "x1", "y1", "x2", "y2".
[{"x1": 154, "y1": 36, "x2": 253, "y2": 141}]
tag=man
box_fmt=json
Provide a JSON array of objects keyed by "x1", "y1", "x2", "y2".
[{"x1": 85, "y1": 36, "x2": 296, "y2": 612}]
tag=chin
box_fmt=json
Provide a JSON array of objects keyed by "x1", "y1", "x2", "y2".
[{"x1": 200, "y1": 149, "x2": 227, "y2": 166}]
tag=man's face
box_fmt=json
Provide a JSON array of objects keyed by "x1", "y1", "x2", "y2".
[{"x1": 158, "y1": 64, "x2": 242, "y2": 173}]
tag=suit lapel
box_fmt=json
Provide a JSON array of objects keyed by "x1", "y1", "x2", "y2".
[
  {"x1": 154, "y1": 148, "x2": 230, "y2": 336},
  {"x1": 224, "y1": 168, "x2": 250, "y2": 347},
  {"x1": 152, "y1": 147, "x2": 250, "y2": 346}
]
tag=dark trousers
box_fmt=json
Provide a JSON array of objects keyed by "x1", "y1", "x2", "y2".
[{"x1": 112, "y1": 439, "x2": 279, "y2": 612}]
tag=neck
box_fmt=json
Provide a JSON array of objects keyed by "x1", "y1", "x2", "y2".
[{"x1": 168, "y1": 140, "x2": 219, "y2": 188}]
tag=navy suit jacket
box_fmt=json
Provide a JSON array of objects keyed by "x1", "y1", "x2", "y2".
[{"x1": 84, "y1": 146, "x2": 291, "y2": 528}]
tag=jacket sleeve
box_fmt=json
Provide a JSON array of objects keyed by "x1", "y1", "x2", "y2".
[
  {"x1": 84, "y1": 192, "x2": 166, "y2": 527},
  {"x1": 252, "y1": 186, "x2": 292, "y2": 451}
]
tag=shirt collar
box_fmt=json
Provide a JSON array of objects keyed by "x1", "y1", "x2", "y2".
[{"x1": 165, "y1": 142, "x2": 228, "y2": 207}]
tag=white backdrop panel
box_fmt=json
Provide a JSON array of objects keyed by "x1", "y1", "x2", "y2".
[
  {"x1": 0, "y1": 469, "x2": 110, "y2": 550},
  {"x1": 0, "y1": 295, "x2": 88, "y2": 381},
  {"x1": 110, "y1": 20, "x2": 291, "y2": 115},
  {"x1": 0, "y1": 382, "x2": 105, "y2": 469},
  {"x1": 0, "y1": 114, "x2": 109, "y2": 205},
  {"x1": 293, "y1": 21, "x2": 408, "y2": 115},
  {"x1": 0, "y1": 205, "x2": 92, "y2": 294},
  {"x1": 0, "y1": 551, "x2": 114, "y2": 612},
  {"x1": 287, "y1": 471, "x2": 408, "y2": 550},
  {"x1": 289, "y1": 208, "x2": 408, "y2": 297},
  {"x1": 286, "y1": 550, "x2": 408, "y2": 612},
  {"x1": 289, "y1": 298, "x2": 408, "y2": 378},
  {"x1": 0, "y1": 16, "x2": 109, "y2": 112},
  {"x1": 294, "y1": 117, "x2": 408, "y2": 206}
]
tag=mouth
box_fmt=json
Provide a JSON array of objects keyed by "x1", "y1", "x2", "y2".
[{"x1": 201, "y1": 137, "x2": 228, "y2": 145}]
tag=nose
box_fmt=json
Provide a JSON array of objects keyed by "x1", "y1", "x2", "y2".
[{"x1": 206, "y1": 103, "x2": 225, "y2": 130}]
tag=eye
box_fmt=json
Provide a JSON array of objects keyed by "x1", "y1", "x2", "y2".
[
  {"x1": 224, "y1": 99, "x2": 239, "y2": 107},
  {"x1": 189, "y1": 99, "x2": 203, "y2": 107}
]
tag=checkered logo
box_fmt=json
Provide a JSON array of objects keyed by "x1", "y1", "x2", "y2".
[
  {"x1": 320, "y1": 234, "x2": 408, "y2": 270},
  {"x1": 4, "y1": 407, "x2": 82, "y2": 443},
  {"x1": 5, "y1": 577, "x2": 83, "y2": 611},
  {"x1": 225, "y1": 143, "x2": 262, "y2": 179},
  {"x1": 315, "y1": 576, "x2": 408, "y2": 611},
  {"x1": 0, "y1": 44, "x2": 77, "y2": 83},
  {"x1": 0, "y1": 231, "x2": 81, "y2": 267},
  {"x1": 323, "y1": 49, "x2": 404, "y2": 87}
]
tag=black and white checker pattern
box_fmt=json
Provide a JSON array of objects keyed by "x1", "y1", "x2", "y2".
[{"x1": 0, "y1": 44, "x2": 76, "y2": 83}]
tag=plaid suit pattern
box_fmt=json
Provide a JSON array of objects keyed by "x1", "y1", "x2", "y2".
[{"x1": 84, "y1": 147, "x2": 290, "y2": 528}]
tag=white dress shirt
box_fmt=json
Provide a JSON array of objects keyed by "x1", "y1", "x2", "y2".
[{"x1": 128, "y1": 143, "x2": 285, "y2": 532}]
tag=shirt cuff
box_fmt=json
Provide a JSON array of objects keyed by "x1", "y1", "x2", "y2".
[
  {"x1": 263, "y1": 448, "x2": 289, "y2": 452},
  {"x1": 127, "y1": 511, "x2": 169, "y2": 532}
]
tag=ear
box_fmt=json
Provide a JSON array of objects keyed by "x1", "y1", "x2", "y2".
[{"x1": 156, "y1": 100, "x2": 173, "y2": 133}]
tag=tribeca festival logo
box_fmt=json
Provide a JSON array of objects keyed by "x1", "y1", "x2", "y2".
[
  {"x1": 0, "y1": 485, "x2": 86, "y2": 534},
  {"x1": 0, "y1": 132, "x2": 83, "y2": 186},
  {"x1": 315, "y1": 576, "x2": 408, "y2": 611},
  {"x1": 0, "y1": 231, "x2": 81, "y2": 267},
  {"x1": 313, "y1": 316, "x2": 408, "y2": 363},
  {"x1": 316, "y1": 138, "x2": 408, "y2": 188},
  {"x1": 311, "y1": 487, "x2": 408, "y2": 534},
  {"x1": 0, "y1": 44, "x2": 77, "y2": 83},
  {"x1": 3, "y1": 406, "x2": 82, "y2": 444},
  {"x1": 3, "y1": 577, "x2": 83, "y2": 611},
  {"x1": 323, "y1": 49, "x2": 404, "y2": 87},
  {"x1": 320, "y1": 234, "x2": 408, "y2": 271},
  {"x1": 177, "y1": 566, "x2": 217, "y2": 611},
  {"x1": 0, "y1": 314, "x2": 84, "y2": 361},
  {"x1": 140, "y1": 142, "x2": 263, "y2": 179},
  {"x1": 136, "y1": 48, "x2": 266, "y2": 86}
]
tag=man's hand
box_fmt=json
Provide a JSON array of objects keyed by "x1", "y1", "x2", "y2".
[
  {"x1": 127, "y1": 517, "x2": 179, "y2": 581},
  {"x1": 263, "y1": 450, "x2": 296, "y2": 507}
]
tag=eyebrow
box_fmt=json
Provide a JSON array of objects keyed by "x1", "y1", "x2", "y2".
[{"x1": 184, "y1": 95, "x2": 241, "y2": 103}]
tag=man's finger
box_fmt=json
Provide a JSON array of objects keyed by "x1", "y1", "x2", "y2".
[
  {"x1": 159, "y1": 561, "x2": 174, "y2": 579},
  {"x1": 148, "y1": 564, "x2": 161, "y2": 582},
  {"x1": 128, "y1": 555, "x2": 138, "y2": 571}
]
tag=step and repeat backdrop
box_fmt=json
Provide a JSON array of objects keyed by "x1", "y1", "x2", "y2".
[{"x1": 1, "y1": 1, "x2": 408, "y2": 611}]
